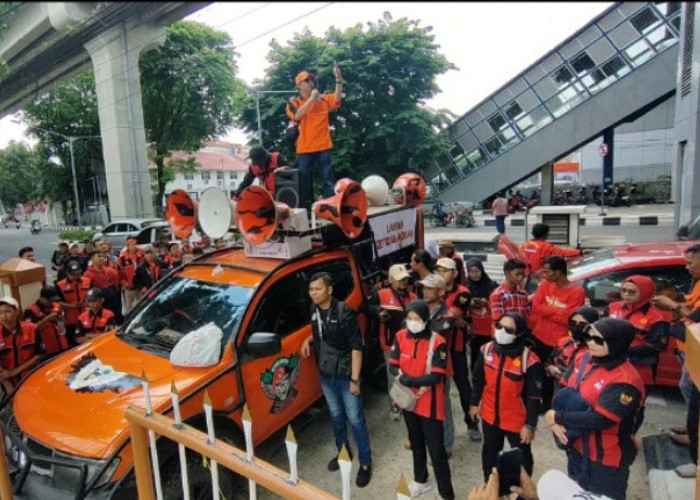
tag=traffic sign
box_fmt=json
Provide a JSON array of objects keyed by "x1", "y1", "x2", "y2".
[{"x1": 598, "y1": 143, "x2": 609, "y2": 157}]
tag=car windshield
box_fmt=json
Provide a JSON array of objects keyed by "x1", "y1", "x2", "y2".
[
  {"x1": 568, "y1": 248, "x2": 620, "y2": 280},
  {"x1": 688, "y1": 214, "x2": 700, "y2": 240},
  {"x1": 120, "y1": 276, "x2": 253, "y2": 355}
]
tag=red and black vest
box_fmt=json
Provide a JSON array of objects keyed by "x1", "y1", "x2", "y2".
[
  {"x1": 250, "y1": 152, "x2": 280, "y2": 193},
  {"x1": 0, "y1": 322, "x2": 39, "y2": 383},
  {"x1": 479, "y1": 341, "x2": 540, "y2": 433},
  {"x1": 57, "y1": 277, "x2": 92, "y2": 325},
  {"x1": 119, "y1": 250, "x2": 144, "y2": 288},
  {"x1": 25, "y1": 303, "x2": 68, "y2": 355},
  {"x1": 444, "y1": 284, "x2": 471, "y2": 353},
  {"x1": 77, "y1": 308, "x2": 115, "y2": 336},
  {"x1": 377, "y1": 287, "x2": 416, "y2": 352}
]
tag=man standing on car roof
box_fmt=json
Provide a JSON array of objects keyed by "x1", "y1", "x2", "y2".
[{"x1": 300, "y1": 272, "x2": 373, "y2": 488}]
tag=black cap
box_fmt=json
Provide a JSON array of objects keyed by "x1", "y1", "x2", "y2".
[
  {"x1": 67, "y1": 260, "x2": 82, "y2": 274},
  {"x1": 40, "y1": 286, "x2": 61, "y2": 301},
  {"x1": 86, "y1": 288, "x2": 103, "y2": 301}
]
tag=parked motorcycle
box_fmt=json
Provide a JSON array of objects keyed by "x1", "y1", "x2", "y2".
[
  {"x1": 447, "y1": 202, "x2": 475, "y2": 228},
  {"x1": 430, "y1": 212, "x2": 449, "y2": 228}
]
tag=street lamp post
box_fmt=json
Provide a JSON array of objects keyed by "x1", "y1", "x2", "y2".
[
  {"x1": 252, "y1": 90, "x2": 297, "y2": 147},
  {"x1": 30, "y1": 127, "x2": 101, "y2": 226}
]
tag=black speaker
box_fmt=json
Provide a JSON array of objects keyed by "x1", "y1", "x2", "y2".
[{"x1": 275, "y1": 169, "x2": 313, "y2": 211}]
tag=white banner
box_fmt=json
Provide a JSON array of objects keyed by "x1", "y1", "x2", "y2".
[{"x1": 369, "y1": 208, "x2": 417, "y2": 257}]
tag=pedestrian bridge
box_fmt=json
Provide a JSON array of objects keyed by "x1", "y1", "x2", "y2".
[{"x1": 430, "y1": 2, "x2": 680, "y2": 204}]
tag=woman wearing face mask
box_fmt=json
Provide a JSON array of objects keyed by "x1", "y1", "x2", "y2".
[
  {"x1": 546, "y1": 306, "x2": 599, "y2": 381},
  {"x1": 469, "y1": 313, "x2": 543, "y2": 481},
  {"x1": 465, "y1": 258, "x2": 498, "y2": 371},
  {"x1": 389, "y1": 300, "x2": 454, "y2": 500},
  {"x1": 545, "y1": 318, "x2": 645, "y2": 500},
  {"x1": 605, "y1": 275, "x2": 670, "y2": 386}
]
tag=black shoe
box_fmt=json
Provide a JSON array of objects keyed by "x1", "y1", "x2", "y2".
[
  {"x1": 356, "y1": 464, "x2": 372, "y2": 487},
  {"x1": 327, "y1": 450, "x2": 353, "y2": 471}
]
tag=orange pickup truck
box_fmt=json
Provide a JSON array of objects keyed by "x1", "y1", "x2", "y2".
[{"x1": 1, "y1": 204, "x2": 423, "y2": 499}]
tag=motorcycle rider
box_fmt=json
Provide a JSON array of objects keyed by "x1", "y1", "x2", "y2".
[{"x1": 431, "y1": 199, "x2": 448, "y2": 225}]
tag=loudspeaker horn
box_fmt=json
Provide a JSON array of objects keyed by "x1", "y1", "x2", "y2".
[
  {"x1": 391, "y1": 173, "x2": 427, "y2": 207},
  {"x1": 235, "y1": 185, "x2": 291, "y2": 244},
  {"x1": 198, "y1": 187, "x2": 237, "y2": 239},
  {"x1": 361, "y1": 174, "x2": 389, "y2": 206},
  {"x1": 314, "y1": 179, "x2": 368, "y2": 238},
  {"x1": 166, "y1": 189, "x2": 198, "y2": 239}
]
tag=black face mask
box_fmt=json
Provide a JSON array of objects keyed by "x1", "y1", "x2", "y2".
[{"x1": 569, "y1": 325, "x2": 587, "y2": 342}]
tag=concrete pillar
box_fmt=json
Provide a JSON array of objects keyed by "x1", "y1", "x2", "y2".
[
  {"x1": 602, "y1": 128, "x2": 614, "y2": 191},
  {"x1": 540, "y1": 161, "x2": 554, "y2": 205},
  {"x1": 672, "y1": 3, "x2": 700, "y2": 227},
  {"x1": 85, "y1": 18, "x2": 165, "y2": 220}
]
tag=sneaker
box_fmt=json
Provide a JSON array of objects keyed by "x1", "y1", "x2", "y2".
[
  {"x1": 390, "y1": 407, "x2": 402, "y2": 421},
  {"x1": 327, "y1": 449, "x2": 353, "y2": 471},
  {"x1": 675, "y1": 463, "x2": 697, "y2": 478},
  {"x1": 408, "y1": 480, "x2": 432, "y2": 497},
  {"x1": 468, "y1": 427, "x2": 483, "y2": 442},
  {"x1": 356, "y1": 464, "x2": 372, "y2": 487}
]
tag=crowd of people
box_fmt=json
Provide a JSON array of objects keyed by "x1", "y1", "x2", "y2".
[{"x1": 311, "y1": 235, "x2": 697, "y2": 500}]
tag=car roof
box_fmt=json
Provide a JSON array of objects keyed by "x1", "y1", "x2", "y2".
[
  {"x1": 611, "y1": 240, "x2": 697, "y2": 264},
  {"x1": 107, "y1": 218, "x2": 163, "y2": 226}
]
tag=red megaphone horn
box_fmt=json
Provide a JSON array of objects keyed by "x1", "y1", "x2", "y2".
[
  {"x1": 235, "y1": 185, "x2": 291, "y2": 244},
  {"x1": 391, "y1": 173, "x2": 427, "y2": 207},
  {"x1": 313, "y1": 179, "x2": 368, "y2": 238},
  {"x1": 166, "y1": 189, "x2": 198, "y2": 239}
]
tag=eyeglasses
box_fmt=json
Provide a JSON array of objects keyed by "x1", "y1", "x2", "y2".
[
  {"x1": 584, "y1": 332, "x2": 606, "y2": 346},
  {"x1": 620, "y1": 287, "x2": 638, "y2": 295},
  {"x1": 495, "y1": 323, "x2": 516, "y2": 335},
  {"x1": 568, "y1": 320, "x2": 589, "y2": 329}
]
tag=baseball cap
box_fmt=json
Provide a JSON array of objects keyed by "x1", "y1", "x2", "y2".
[
  {"x1": 537, "y1": 469, "x2": 611, "y2": 500},
  {"x1": 388, "y1": 264, "x2": 410, "y2": 281},
  {"x1": 418, "y1": 274, "x2": 446, "y2": 289},
  {"x1": 86, "y1": 288, "x2": 103, "y2": 301},
  {"x1": 437, "y1": 239, "x2": 454, "y2": 247},
  {"x1": 0, "y1": 296, "x2": 19, "y2": 310},
  {"x1": 295, "y1": 70, "x2": 314, "y2": 86},
  {"x1": 40, "y1": 286, "x2": 62, "y2": 301},
  {"x1": 435, "y1": 257, "x2": 457, "y2": 271},
  {"x1": 67, "y1": 260, "x2": 82, "y2": 274}
]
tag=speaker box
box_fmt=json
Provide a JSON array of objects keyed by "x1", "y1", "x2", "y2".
[{"x1": 275, "y1": 169, "x2": 313, "y2": 212}]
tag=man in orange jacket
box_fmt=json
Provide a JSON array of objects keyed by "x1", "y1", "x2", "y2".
[{"x1": 520, "y1": 223, "x2": 582, "y2": 274}]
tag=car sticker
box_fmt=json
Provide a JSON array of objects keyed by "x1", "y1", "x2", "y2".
[
  {"x1": 66, "y1": 352, "x2": 141, "y2": 394},
  {"x1": 260, "y1": 355, "x2": 301, "y2": 414}
]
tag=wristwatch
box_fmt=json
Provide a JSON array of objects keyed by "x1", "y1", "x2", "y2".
[{"x1": 350, "y1": 378, "x2": 360, "y2": 385}]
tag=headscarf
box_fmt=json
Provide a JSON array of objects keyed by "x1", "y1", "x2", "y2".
[
  {"x1": 568, "y1": 306, "x2": 599, "y2": 343},
  {"x1": 495, "y1": 312, "x2": 528, "y2": 356},
  {"x1": 620, "y1": 275, "x2": 656, "y2": 314},
  {"x1": 405, "y1": 300, "x2": 430, "y2": 337},
  {"x1": 589, "y1": 317, "x2": 636, "y2": 365},
  {"x1": 465, "y1": 258, "x2": 497, "y2": 299}
]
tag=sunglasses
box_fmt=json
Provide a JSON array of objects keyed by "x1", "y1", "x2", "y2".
[
  {"x1": 584, "y1": 331, "x2": 606, "y2": 346},
  {"x1": 568, "y1": 320, "x2": 589, "y2": 329},
  {"x1": 495, "y1": 323, "x2": 516, "y2": 335},
  {"x1": 620, "y1": 287, "x2": 638, "y2": 295}
]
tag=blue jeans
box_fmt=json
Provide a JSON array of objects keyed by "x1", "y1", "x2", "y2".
[
  {"x1": 495, "y1": 215, "x2": 506, "y2": 234},
  {"x1": 677, "y1": 351, "x2": 693, "y2": 404},
  {"x1": 320, "y1": 375, "x2": 372, "y2": 466},
  {"x1": 298, "y1": 150, "x2": 335, "y2": 198}
]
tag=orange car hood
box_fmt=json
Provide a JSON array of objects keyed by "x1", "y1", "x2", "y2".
[{"x1": 13, "y1": 333, "x2": 216, "y2": 459}]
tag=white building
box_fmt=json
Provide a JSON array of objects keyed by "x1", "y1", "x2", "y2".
[{"x1": 152, "y1": 141, "x2": 251, "y2": 205}]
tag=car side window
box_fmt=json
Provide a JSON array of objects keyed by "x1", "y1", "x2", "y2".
[
  {"x1": 584, "y1": 266, "x2": 692, "y2": 307},
  {"x1": 127, "y1": 224, "x2": 137, "y2": 232},
  {"x1": 248, "y1": 272, "x2": 310, "y2": 338},
  {"x1": 104, "y1": 224, "x2": 117, "y2": 234},
  {"x1": 136, "y1": 229, "x2": 152, "y2": 245},
  {"x1": 301, "y1": 259, "x2": 355, "y2": 302}
]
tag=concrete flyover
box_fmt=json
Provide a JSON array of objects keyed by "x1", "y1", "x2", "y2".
[{"x1": 0, "y1": 2, "x2": 210, "y2": 220}]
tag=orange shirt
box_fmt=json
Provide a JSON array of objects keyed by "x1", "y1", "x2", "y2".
[
  {"x1": 519, "y1": 239, "x2": 580, "y2": 273},
  {"x1": 286, "y1": 93, "x2": 339, "y2": 154},
  {"x1": 531, "y1": 280, "x2": 586, "y2": 347}
]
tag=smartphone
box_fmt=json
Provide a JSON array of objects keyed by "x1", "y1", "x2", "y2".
[{"x1": 497, "y1": 448, "x2": 522, "y2": 496}]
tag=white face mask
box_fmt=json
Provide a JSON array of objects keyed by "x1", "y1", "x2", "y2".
[
  {"x1": 494, "y1": 327, "x2": 517, "y2": 345},
  {"x1": 406, "y1": 320, "x2": 425, "y2": 334}
]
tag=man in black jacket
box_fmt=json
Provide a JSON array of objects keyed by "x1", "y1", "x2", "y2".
[{"x1": 300, "y1": 272, "x2": 373, "y2": 487}]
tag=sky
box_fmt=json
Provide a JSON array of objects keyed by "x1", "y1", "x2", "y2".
[{"x1": 0, "y1": 2, "x2": 613, "y2": 148}]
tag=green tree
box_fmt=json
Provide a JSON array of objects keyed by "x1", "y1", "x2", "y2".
[
  {"x1": 140, "y1": 20, "x2": 238, "y2": 206},
  {"x1": 23, "y1": 70, "x2": 102, "y2": 212},
  {"x1": 0, "y1": 141, "x2": 42, "y2": 209},
  {"x1": 234, "y1": 14, "x2": 456, "y2": 182}
]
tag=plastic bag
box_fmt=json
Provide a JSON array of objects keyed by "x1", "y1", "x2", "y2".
[
  {"x1": 170, "y1": 322, "x2": 223, "y2": 368},
  {"x1": 389, "y1": 381, "x2": 418, "y2": 411}
]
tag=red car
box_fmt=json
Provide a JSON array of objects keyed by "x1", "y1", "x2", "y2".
[{"x1": 498, "y1": 237, "x2": 698, "y2": 387}]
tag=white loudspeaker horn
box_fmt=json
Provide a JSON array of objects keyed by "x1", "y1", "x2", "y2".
[
  {"x1": 198, "y1": 187, "x2": 237, "y2": 239},
  {"x1": 361, "y1": 175, "x2": 389, "y2": 206}
]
